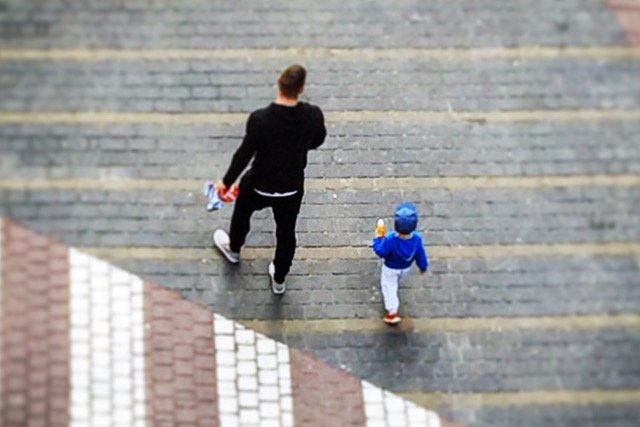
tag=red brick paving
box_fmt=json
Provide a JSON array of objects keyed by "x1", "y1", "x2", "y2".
[
  {"x1": 290, "y1": 348, "x2": 367, "y2": 427},
  {"x1": 1, "y1": 220, "x2": 70, "y2": 427},
  {"x1": 144, "y1": 281, "x2": 220, "y2": 427}
]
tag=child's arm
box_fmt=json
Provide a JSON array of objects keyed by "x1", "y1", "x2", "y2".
[
  {"x1": 416, "y1": 240, "x2": 429, "y2": 273},
  {"x1": 372, "y1": 219, "x2": 391, "y2": 258},
  {"x1": 372, "y1": 236, "x2": 391, "y2": 258}
]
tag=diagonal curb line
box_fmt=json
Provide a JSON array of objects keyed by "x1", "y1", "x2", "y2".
[
  {"x1": 2, "y1": 110, "x2": 640, "y2": 125},
  {"x1": 1, "y1": 175, "x2": 640, "y2": 192},
  {"x1": 79, "y1": 242, "x2": 640, "y2": 261},
  {"x1": 1, "y1": 47, "x2": 640, "y2": 61},
  {"x1": 607, "y1": 0, "x2": 640, "y2": 47},
  {"x1": 0, "y1": 217, "x2": 444, "y2": 426},
  {"x1": 4, "y1": 220, "x2": 640, "y2": 421}
]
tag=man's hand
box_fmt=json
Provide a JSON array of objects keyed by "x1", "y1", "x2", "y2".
[
  {"x1": 215, "y1": 180, "x2": 227, "y2": 194},
  {"x1": 375, "y1": 219, "x2": 386, "y2": 238},
  {"x1": 215, "y1": 181, "x2": 239, "y2": 203}
]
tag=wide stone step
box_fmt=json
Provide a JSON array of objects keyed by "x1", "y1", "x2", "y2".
[
  {"x1": 0, "y1": 0, "x2": 624, "y2": 48},
  {"x1": 2, "y1": 122, "x2": 640, "y2": 179},
  {"x1": 2, "y1": 57, "x2": 640, "y2": 111}
]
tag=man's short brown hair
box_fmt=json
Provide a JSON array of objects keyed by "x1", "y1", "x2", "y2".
[{"x1": 278, "y1": 65, "x2": 306, "y2": 98}]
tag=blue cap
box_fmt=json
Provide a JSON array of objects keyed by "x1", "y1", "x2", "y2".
[{"x1": 394, "y1": 202, "x2": 418, "y2": 234}]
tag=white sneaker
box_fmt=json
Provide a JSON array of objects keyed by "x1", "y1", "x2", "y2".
[
  {"x1": 268, "y1": 262, "x2": 286, "y2": 295},
  {"x1": 213, "y1": 229, "x2": 239, "y2": 264}
]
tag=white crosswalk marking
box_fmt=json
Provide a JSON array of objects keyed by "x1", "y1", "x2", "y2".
[
  {"x1": 69, "y1": 249, "x2": 146, "y2": 427},
  {"x1": 362, "y1": 380, "x2": 441, "y2": 427},
  {"x1": 214, "y1": 314, "x2": 294, "y2": 427}
]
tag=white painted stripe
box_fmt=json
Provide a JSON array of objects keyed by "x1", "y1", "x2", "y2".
[
  {"x1": 0, "y1": 46, "x2": 639, "y2": 62},
  {"x1": 213, "y1": 314, "x2": 241, "y2": 427},
  {"x1": 2, "y1": 109, "x2": 640, "y2": 126},
  {"x1": 2, "y1": 175, "x2": 640, "y2": 193},
  {"x1": 213, "y1": 313, "x2": 294, "y2": 427},
  {"x1": 362, "y1": 380, "x2": 441, "y2": 427},
  {"x1": 69, "y1": 249, "x2": 146, "y2": 427},
  {"x1": 78, "y1": 241, "x2": 640, "y2": 263}
]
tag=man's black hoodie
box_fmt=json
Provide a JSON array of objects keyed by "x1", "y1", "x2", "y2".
[{"x1": 222, "y1": 102, "x2": 326, "y2": 194}]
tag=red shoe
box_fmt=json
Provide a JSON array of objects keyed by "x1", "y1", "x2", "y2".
[{"x1": 383, "y1": 312, "x2": 402, "y2": 325}]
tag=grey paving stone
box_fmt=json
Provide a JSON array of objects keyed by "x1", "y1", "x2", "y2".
[
  {"x1": 0, "y1": 0, "x2": 625, "y2": 48},
  {"x1": 2, "y1": 185, "x2": 638, "y2": 248},
  {"x1": 4, "y1": 122, "x2": 640, "y2": 179},
  {"x1": 449, "y1": 405, "x2": 640, "y2": 427},
  {"x1": 279, "y1": 329, "x2": 640, "y2": 394},
  {"x1": 21, "y1": 248, "x2": 634, "y2": 320},
  {"x1": 2, "y1": 59, "x2": 640, "y2": 112}
]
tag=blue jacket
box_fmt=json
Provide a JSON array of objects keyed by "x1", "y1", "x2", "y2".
[{"x1": 373, "y1": 232, "x2": 429, "y2": 271}]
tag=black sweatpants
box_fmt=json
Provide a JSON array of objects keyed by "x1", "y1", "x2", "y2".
[{"x1": 229, "y1": 177, "x2": 303, "y2": 284}]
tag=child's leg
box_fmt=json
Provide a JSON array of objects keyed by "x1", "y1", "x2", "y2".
[
  {"x1": 380, "y1": 265, "x2": 401, "y2": 313},
  {"x1": 398, "y1": 267, "x2": 411, "y2": 281}
]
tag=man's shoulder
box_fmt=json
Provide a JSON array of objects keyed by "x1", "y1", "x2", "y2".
[
  {"x1": 251, "y1": 102, "x2": 324, "y2": 123},
  {"x1": 300, "y1": 102, "x2": 324, "y2": 116},
  {"x1": 250, "y1": 105, "x2": 272, "y2": 119}
]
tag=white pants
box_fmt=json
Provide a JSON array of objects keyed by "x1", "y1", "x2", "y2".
[{"x1": 380, "y1": 264, "x2": 411, "y2": 313}]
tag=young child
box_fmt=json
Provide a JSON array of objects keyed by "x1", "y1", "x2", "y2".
[{"x1": 373, "y1": 202, "x2": 429, "y2": 324}]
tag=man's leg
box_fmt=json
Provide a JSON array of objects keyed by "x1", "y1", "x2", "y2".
[
  {"x1": 271, "y1": 193, "x2": 303, "y2": 284},
  {"x1": 229, "y1": 188, "x2": 261, "y2": 253}
]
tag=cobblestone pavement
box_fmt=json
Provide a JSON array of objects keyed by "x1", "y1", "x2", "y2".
[{"x1": 1, "y1": 0, "x2": 640, "y2": 426}]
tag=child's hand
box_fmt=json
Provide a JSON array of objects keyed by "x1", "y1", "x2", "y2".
[{"x1": 375, "y1": 219, "x2": 386, "y2": 237}]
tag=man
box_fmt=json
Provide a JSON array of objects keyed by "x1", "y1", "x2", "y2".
[{"x1": 214, "y1": 64, "x2": 326, "y2": 294}]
